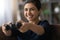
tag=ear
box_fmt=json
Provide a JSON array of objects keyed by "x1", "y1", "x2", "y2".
[
  {"x1": 39, "y1": 8, "x2": 42, "y2": 13},
  {"x1": 38, "y1": 9, "x2": 42, "y2": 15},
  {"x1": 38, "y1": 9, "x2": 42, "y2": 20}
]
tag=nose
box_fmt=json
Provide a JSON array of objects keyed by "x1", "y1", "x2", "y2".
[{"x1": 27, "y1": 10, "x2": 31, "y2": 15}]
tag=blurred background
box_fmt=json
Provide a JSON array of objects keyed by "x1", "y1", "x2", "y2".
[{"x1": 0, "y1": 0, "x2": 60, "y2": 26}]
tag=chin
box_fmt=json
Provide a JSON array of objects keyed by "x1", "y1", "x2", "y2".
[
  {"x1": 27, "y1": 18, "x2": 34, "y2": 21},
  {"x1": 26, "y1": 17, "x2": 35, "y2": 21}
]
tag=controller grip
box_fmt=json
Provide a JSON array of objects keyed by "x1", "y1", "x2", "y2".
[
  {"x1": 5, "y1": 22, "x2": 22, "y2": 30},
  {"x1": 16, "y1": 22, "x2": 22, "y2": 28},
  {"x1": 5, "y1": 25, "x2": 11, "y2": 30}
]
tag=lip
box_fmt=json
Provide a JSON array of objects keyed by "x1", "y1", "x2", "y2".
[{"x1": 27, "y1": 15, "x2": 33, "y2": 18}]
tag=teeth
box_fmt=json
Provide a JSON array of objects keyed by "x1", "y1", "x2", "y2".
[{"x1": 28, "y1": 16, "x2": 33, "y2": 18}]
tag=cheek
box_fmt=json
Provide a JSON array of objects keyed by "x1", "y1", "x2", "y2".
[
  {"x1": 24, "y1": 12, "x2": 27, "y2": 17},
  {"x1": 33, "y1": 11, "x2": 39, "y2": 16}
]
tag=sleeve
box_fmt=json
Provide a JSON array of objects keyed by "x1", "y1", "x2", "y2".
[
  {"x1": 40, "y1": 20, "x2": 50, "y2": 33},
  {"x1": 39, "y1": 20, "x2": 52, "y2": 40}
]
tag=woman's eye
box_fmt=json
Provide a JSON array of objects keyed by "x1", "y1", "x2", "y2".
[
  {"x1": 30, "y1": 8, "x2": 35, "y2": 11},
  {"x1": 24, "y1": 8, "x2": 28, "y2": 11}
]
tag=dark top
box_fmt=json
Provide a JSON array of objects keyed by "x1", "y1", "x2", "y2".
[{"x1": 11, "y1": 20, "x2": 51, "y2": 40}]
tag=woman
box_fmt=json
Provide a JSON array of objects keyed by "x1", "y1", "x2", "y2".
[{"x1": 2, "y1": 0, "x2": 51, "y2": 40}]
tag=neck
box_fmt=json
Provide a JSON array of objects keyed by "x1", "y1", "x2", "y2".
[{"x1": 29, "y1": 18, "x2": 40, "y2": 24}]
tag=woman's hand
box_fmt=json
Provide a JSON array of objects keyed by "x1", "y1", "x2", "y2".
[
  {"x1": 19, "y1": 22, "x2": 30, "y2": 33},
  {"x1": 18, "y1": 20, "x2": 44, "y2": 35},
  {"x1": 18, "y1": 21, "x2": 31, "y2": 33},
  {"x1": 2, "y1": 22, "x2": 12, "y2": 36}
]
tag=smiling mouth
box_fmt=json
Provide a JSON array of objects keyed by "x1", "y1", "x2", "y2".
[{"x1": 27, "y1": 15, "x2": 33, "y2": 18}]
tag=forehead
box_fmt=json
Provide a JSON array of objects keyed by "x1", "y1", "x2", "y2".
[{"x1": 24, "y1": 3, "x2": 36, "y2": 8}]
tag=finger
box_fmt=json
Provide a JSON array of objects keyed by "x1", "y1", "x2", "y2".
[
  {"x1": 19, "y1": 26, "x2": 26, "y2": 33},
  {"x1": 2, "y1": 24, "x2": 7, "y2": 27},
  {"x1": 2, "y1": 24, "x2": 6, "y2": 32},
  {"x1": 6, "y1": 21, "x2": 12, "y2": 27},
  {"x1": 2, "y1": 24, "x2": 5, "y2": 28},
  {"x1": 16, "y1": 20, "x2": 25, "y2": 24},
  {"x1": 7, "y1": 21, "x2": 12, "y2": 25}
]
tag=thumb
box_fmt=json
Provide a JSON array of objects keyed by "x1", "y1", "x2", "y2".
[{"x1": 16, "y1": 20, "x2": 25, "y2": 25}]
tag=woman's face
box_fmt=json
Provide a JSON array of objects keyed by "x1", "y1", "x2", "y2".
[{"x1": 24, "y1": 3, "x2": 40, "y2": 21}]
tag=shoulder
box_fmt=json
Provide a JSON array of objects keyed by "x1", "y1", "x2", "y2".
[
  {"x1": 39, "y1": 20, "x2": 49, "y2": 25},
  {"x1": 42, "y1": 20, "x2": 48, "y2": 22},
  {"x1": 38, "y1": 20, "x2": 50, "y2": 29}
]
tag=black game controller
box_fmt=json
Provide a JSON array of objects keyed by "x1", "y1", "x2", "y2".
[
  {"x1": 15, "y1": 22, "x2": 22, "y2": 28},
  {"x1": 5, "y1": 25, "x2": 11, "y2": 30},
  {"x1": 5, "y1": 22, "x2": 22, "y2": 30}
]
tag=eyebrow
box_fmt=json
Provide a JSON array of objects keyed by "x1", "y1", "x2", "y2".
[{"x1": 24, "y1": 7, "x2": 36, "y2": 9}]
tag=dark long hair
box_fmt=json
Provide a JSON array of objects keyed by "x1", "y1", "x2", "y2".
[{"x1": 24, "y1": 0, "x2": 41, "y2": 11}]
